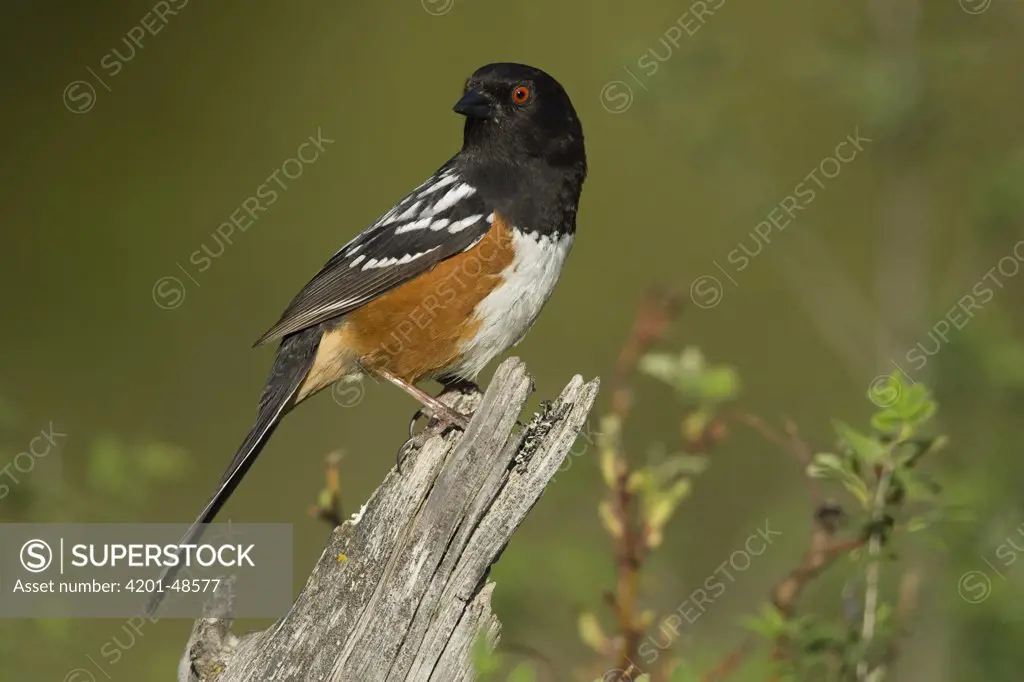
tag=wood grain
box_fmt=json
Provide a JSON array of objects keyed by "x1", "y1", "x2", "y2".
[{"x1": 179, "y1": 357, "x2": 600, "y2": 682}]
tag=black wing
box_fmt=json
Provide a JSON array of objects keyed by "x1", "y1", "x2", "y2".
[{"x1": 254, "y1": 162, "x2": 494, "y2": 346}]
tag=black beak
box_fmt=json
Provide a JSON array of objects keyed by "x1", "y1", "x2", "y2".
[{"x1": 453, "y1": 89, "x2": 493, "y2": 119}]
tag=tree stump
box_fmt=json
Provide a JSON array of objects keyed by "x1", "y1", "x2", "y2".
[{"x1": 178, "y1": 358, "x2": 600, "y2": 682}]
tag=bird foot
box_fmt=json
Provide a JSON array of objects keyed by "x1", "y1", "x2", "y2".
[
  {"x1": 398, "y1": 378, "x2": 480, "y2": 472},
  {"x1": 397, "y1": 408, "x2": 471, "y2": 472},
  {"x1": 406, "y1": 402, "x2": 471, "y2": 439},
  {"x1": 406, "y1": 378, "x2": 479, "y2": 438}
]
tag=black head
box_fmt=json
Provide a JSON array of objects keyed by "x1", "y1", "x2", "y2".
[{"x1": 453, "y1": 63, "x2": 585, "y2": 173}]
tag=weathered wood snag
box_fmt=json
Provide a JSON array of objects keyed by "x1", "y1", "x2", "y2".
[{"x1": 179, "y1": 357, "x2": 600, "y2": 682}]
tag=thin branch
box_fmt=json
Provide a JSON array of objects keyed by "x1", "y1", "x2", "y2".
[
  {"x1": 730, "y1": 412, "x2": 820, "y2": 507},
  {"x1": 603, "y1": 288, "x2": 683, "y2": 682},
  {"x1": 700, "y1": 639, "x2": 755, "y2": 682},
  {"x1": 857, "y1": 467, "x2": 893, "y2": 682},
  {"x1": 700, "y1": 415, "x2": 867, "y2": 682},
  {"x1": 611, "y1": 287, "x2": 684, "y2": 423}
]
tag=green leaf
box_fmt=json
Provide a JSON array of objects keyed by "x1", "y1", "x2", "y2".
[
  {"x1": 841, "y1": 478, "x2": 872, "y2": 508},
  {"x1": 887, "y1": 380, "x2": 938, "y2": 429},
  {"x1": 645, "y1": 484, "x2": 689, "y2": 549},
  {"x1": 762, "y1": 603, "x2": 786, "y2": 629},
  {"x1": 808, "y1": 452, "x2": 844, "y2": 472},
  {"x1": 833, "y1": 421, "x2": 886, "y2": 466},
  {"x1": 807, "y1": 453, "x2": 871, "y2": 507},
  {"x1": 897, "y1": 383, "x2": 929, "y2": 418},
  {"x1": 698, "y1": 366, "x2": 741, "y2": 402},
  {"x1": 741, "y1": 603, "x2": 788, "y2": 639},
  {"x1": 906, "y1": 516, "x2": 931, "y2": 532},
  {"x1": 740, "y1": 613, "x2": 776, "y2": 638},
  {"x1": 627, "y1": 470, "x2": 650, "y2": 494},
  {"x1": 666, "y1": 477, "x2": 692, "y2": 503},
  {"x1": 646, "y1": 494, "x2": 675, "y2": 539},
  {"x1": 869, "y1": 371, "x2": 938, "y2": 432},
  {"x1": 317, "y1": 488, "x2": 333, "y2": 509},
  {"x1": 598, "y1": 415, "x2": 623, "y2": 488},
  {"x1": 578, "y1": 612, "x2": 609, "y2": 654},
  {"x1": 638, "y1": 347, "x2": 740, "y2": 404},
  {"x1": 638, "y1": 352, "x2": 684, "y2": 385},
  {"x1": 653, "y1": 454, "x2": 710, "y2": 479},
  {"x1": 894, "y1": 469, "x2": 939, "y2": 502},
  {"x1": 598, "y1": 501, "x2": 624, "y2": 540},
  {"x1": 867, "y1": 373, "x2": 902, "y2": 411},
  {"x1": 870, "y1": 409, "x2": 903, "y2": 435},
  {"x1": 908, "y1": 396, "x2": 936, "y2": 424}
]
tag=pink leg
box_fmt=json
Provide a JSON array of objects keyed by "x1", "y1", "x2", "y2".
[{"x1": 370, "y1": 367, "x2": 470, "y2": 430}]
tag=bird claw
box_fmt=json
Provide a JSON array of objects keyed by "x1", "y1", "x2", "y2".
[
  {"x1": 397, "y1": 379, "x2": 479, "y2": 473},
  {"x1": 397, "y1": 408, "x2": 471, "y2": 473},
  {"x1": 408, "y1": 407, "x2": 428, "y2": 439},
  {"x1": 395, "y1": 437, "x2": 419, "y2": 473},
  {"x1": 406, "y1": 404, "x2": 470, "y2": 439}
]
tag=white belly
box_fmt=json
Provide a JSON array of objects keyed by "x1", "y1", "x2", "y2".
[{"x1": 453, "y1": 229, "x2": 573, "y2": 378}]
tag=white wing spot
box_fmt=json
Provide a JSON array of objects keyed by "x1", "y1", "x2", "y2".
[
  {"x1": 486, "y1": 213, "x2": 495, "y2": 225},
  {"x1": 418, "y1": 173, "x2": 458, "y2": 198},
  {"x1": 376, "y1": 206, "x2": 400, "y2": 226},
  {"x1": 447, "y1": 215, "x2": 482, "y2": 233},
  {"x1": 411, "y1": 174, "x2": 438, "y2": 193},
  {"x1": 398, "y1": 246, "x2": 440, "y2": 264},
  {"x1": 394, "y1": 217, "x2": 433, "y2": 234},
  {"x1": 394, "y1": 200, "x2": 424, "y2": 222},
  {"x1": 349, "y1": 255, "x2": 366, "y2": 268},
  {"x1": 360, "y1": 247, "x2": 441, "y2": 270},
  {"x1": 428, "y1": 183, "x2": 476, "y2": 215}
]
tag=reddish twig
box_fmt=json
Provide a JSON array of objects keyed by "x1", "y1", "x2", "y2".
[
  {"x1": 700, "y1": 639, "x2": 756, "y2": 682},
  {"x1": 729, "y1": 411, "x2": 820, "y2": 507},
  {"x1": 699, "y1": 415, "x2": 867, "y2": 681},
  {"x1": 603, "y1": 299, "x2": 865, "y2": 682},
  {"x1": 604, "y1": 288, "x2": 684, "y2": 681},
  {"x1": 611, "y1": 287, "x2": 684, "y2": 423}
]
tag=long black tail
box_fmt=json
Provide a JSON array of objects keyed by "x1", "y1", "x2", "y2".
[{"x1": 145, "y1": 331, "x2": 320, "y2": 616}]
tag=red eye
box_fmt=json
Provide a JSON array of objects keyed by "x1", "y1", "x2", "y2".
[{"x1": 511, "y1": 85, "x2": 531, "y2": 104}]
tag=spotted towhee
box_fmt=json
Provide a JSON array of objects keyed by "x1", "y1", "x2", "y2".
[{"x1": 147, "y1": 62, "x2": 586, "y2": 610}]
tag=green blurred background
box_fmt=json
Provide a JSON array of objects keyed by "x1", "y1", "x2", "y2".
[{"x1": 2, "y1": 0, "x2": 1023, "y2": 679}]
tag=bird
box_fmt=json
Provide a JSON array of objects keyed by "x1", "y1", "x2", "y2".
[{"x1": 146, "y1": 62, "x2": 586, "y2": 615}]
